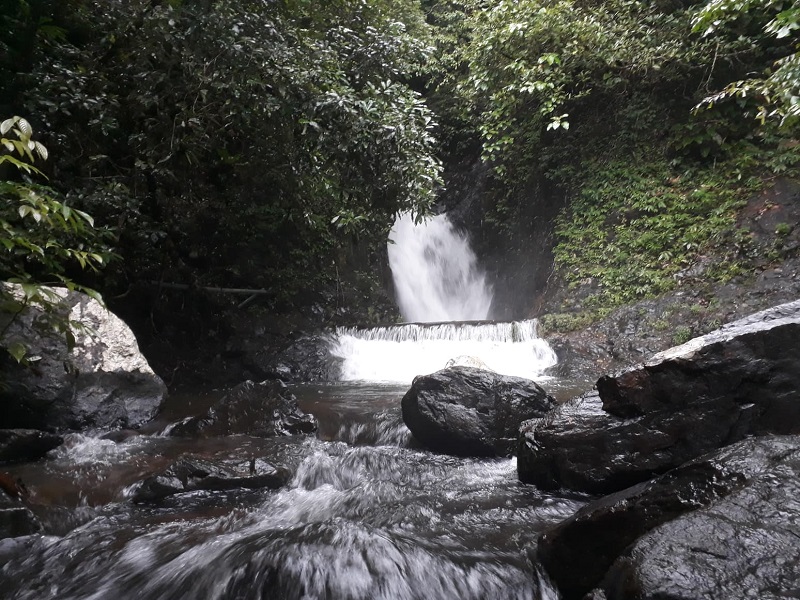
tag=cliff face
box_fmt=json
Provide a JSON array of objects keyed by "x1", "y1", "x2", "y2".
[{"x1": 436, "y1": 156, "x2": 567, "y2": 321}]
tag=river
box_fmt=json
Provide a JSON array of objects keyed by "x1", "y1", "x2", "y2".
[
  {"x1": 0, "y1": 379, "x2": 590, "y2": 600},
  {"x1": 0, "y1": 211, "x2": 589, "y2": 599}
]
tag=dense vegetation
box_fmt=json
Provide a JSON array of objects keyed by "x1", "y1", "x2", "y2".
[
  {"x1": 427, "y1": 0, "x2": 800, "y2": 324},
  {"x1": 1, "y1": 0, "x2": 441, "y2": 319},
  {"x1": 1, "y1": 0, "x2": 798, "y2": 361}
]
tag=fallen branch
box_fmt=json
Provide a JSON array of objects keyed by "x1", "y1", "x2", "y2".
[{"x1": 149, "y1": 281, "x2": 270, "y2": 296}]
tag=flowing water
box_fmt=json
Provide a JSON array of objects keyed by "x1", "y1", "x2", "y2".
[
  {"x1": 388, "y1": 213, "x2": 492, "y2": 323},
  {"x1": 0, "y1": 212, "x2": 588, "y2": 599},
  {"x1": 0, "y1": 383, "x2": 588, "y2": 600},
  {"x1": 331, "y1": 320, "x2": 558, "y2": 383}
]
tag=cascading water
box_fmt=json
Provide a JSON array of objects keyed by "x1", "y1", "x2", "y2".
[
  {"x1": 387, "y1": 212, "x2": 492, "y2": 323},
  {"x1": 330, "y1": 212, "x2": 557, "y2": 383},
  {"x1": 0, "y1": 388, "x2": 580, "y2": 600},
  {"x1": 332, "y1": 320, "x2": 557, "y2": 383}
]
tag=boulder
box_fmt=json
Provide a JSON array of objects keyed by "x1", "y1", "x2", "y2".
[
  {"x1": 0, "y1": 478, "x2": 41, "y2": 539},
  {"x1": 0, "y1": 286, "x2": 167, "y2": 431},
  {"x1": 401, "y1": 366, "x2": 555, "y2": 457},
  {"x1": 597, "y1": 299, "x2": 800, "y2": 421},
  {"x1": 520, "y1": 300, "x2": 800, "y2": 493},
  {"x1": 536, "y1": 435, "x2": 800, "y2": 599},
  {"x1": 170, "y1": 379, "x2": 317, "y2": 437},
  {"x1": 132, "y1": 456, "x2": 291, "y2": 503},
  {"x1": 596, "y1": 435, "x2": 800, "y2": 599},
  {"x1": 0, "y1": 429, "x2": 63, "y2": 464},
  {"x1": 246, "y1": 334, "x2": 339, "y2": 382},
  {"x1": 519, "y1": 391, "x2": 754, "y2": 494}
]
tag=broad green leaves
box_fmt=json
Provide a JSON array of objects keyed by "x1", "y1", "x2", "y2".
[
  {"x1": 19, "y1": 0, "x2": 441, "y2": 303},
  {"x1": 452, "y1": 0, "x2": 717, "y2": 185},
  {"x1": 0, "y1": 116, "x2": 112, "y2": 363},
  {"x1": 0, "y1": 116, "x2": 48, "y2": 177}
]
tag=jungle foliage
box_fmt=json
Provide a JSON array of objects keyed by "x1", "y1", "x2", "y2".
[
  {"x1": 424, "y1": 0, "x2": 800, "y2": 317},
  {"x1": 2, "y1": 0, "x2": 441, "y2": 316},
  {"x1": 1, "y1": 0, "x2": 798, "y2": 334},
  {"x1": 0, "y1": 115, "x2": 112, "y2": 363}
]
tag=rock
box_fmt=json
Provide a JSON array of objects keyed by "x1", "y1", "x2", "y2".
[
  {"x1": 0, "y1": 429, "x2": 63, "y2": 464},
  {"x1": 245, "y1": 334, "x2": 339, "y2": 382},
  {"x1": 597, "y1": 299, "x2": 800, "y2": 420},
  {"x1": 597, "y1": 435, "x2": 800, "y2": 599},
  {"x1": 518, "y1": 393, "x2": 663, "y2": 494},
  {"x1": 132, "y1": 456, "x2": 291, "y2": 503},
  {"x1": 0, "y1": 480, "x2": 41, "y2": 539},
  {"x1": 170, "y1": 379, "x2": 317, "y2": 437},
  {"x1": 536, "y1": 436, "x2": 800, "y2": 599},
  {"x1": 98, "y1": 429, "x2": 140, "y2": 443},
  {"x1": 401, "y1": 366, "x2": 556, "y2": 457},
  {"x1": 520, "y1": 300, "x2": 800, "y2": 493},
  {"x1": 0, "y1": 286, "x2": 167, "y2": 431}
]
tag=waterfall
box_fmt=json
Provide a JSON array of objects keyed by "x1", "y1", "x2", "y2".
[
  {"x1": 330, "y1": 320, "x2": 558, "y2": 383},
  {"x1": 329, "y1": 212, "x2": 557, "y2": 383},
  {"x1": 387, "y1": 213, "x2": 493, "y2": 322}
]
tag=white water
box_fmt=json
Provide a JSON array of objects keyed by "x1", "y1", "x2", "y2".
[
  {"x1": 329, "y1": 212, "x2": 557, "y2": 383},
  {"x1": 331, "y1": 320, "x2": 558, "y2": 383},
  {"x1": 388, "y1": 213, "x2": 492, "y2": 323}
]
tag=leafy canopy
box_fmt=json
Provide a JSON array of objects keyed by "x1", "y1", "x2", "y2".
[{"x1": 693, "y1": 0, "x2": 800, "y2": 127}]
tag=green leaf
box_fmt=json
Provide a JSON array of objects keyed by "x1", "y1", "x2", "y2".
[
  {"x1": 6, "y1": 341, "x2": 27, "y2": 363},
  {"x1": 73, "y1": 209, "x2": 95, "y2": 227},
  {"x1": 16, "y1": 118, "x2": 32, "y2": 139},
  {"x1": 65, "y1": 329, "x2": 76, "y2": 351},
  {"x1": 0, "y1": 118, "x2": 15, "y2": 135},
  {"x1": 83, "y1": 288, "x2": 104, "y2": 305}
]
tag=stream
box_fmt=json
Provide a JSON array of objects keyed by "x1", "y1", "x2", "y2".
[
  {"x1": 0, "y1": 211, "x2": 591, "y2": 599},
  {"x1": 0, "y1": 380, "x2": 590, "y2": 600}
]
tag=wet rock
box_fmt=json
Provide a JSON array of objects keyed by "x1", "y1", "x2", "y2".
[
  {"x1": 597, "y1": 299, "x2": 800, "y2": 420},
  {"x1": 0, "y1": 286, "x2": 167, "y2": 431},
  {"x1": 520, "y1": 300, "x2": 800, "y2": 493},
  {"x1": 244, "y1": 334, "x2": 339, "y2": 383},
  {"x1": 170, "y1": 380, "x2": 317, "y2": 437},
  {"x1": 98, "y1": 429, "x2": 139, "y2": 443},
  {"x1": 401, "y1": 366, "x2": 556, "y2": 457},
  {"x1": 536, "y1": 436, "x2": 800, "y2": 599},
  {"x1": 0, "y1": 484, "x2": 41, "y2": 539},
  {"x1": 518, "y1": 393, "x2": 669, "y2": 494},
  {"x1": 597, "y1": 435, "x2": 800, "y2": 600},
  {"x1": 0, "y1": 429, "x2": 63, "y2": 464},
  {"x1": 132, "y1": 456, "x2": 291, "y2": 503}
]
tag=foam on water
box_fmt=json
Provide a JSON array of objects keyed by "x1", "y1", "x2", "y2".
[{"x1": 330, "y1": 319, "x2": 557, "y2": 383}]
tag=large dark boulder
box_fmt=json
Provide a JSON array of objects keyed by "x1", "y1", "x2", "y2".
[
  {"x1": 520, "y1": 300, "x2": 800, "y2": 493},
  {"x1": 401, "y1": 366, "x2": 555, "y2": 456},
  {"x1": 170, "y1": 379, "x2": 317, "y2": 437},
  {"x1": 132, "y1": 456, "x2": 291, "y2": 503},
  {"x1": 597, "y1": 299, "x2": 800, "y2": 421},
  {"x1": 535, "y1": 435, "x2": 800, "y2": 599},
  {"x1": 595, "y1": 435, "x2": 800, "y2": 599},
  {"x1": 0, "y1": 286, "x2": 167, "y2": 431},
  {"x1": 0, "y1": 429, "x2": 63, "y2": 464}
]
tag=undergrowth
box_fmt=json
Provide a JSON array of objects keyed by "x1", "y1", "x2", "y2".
[{"x1": 550, "y1": 134, "x2": 800, "y2": 316}]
